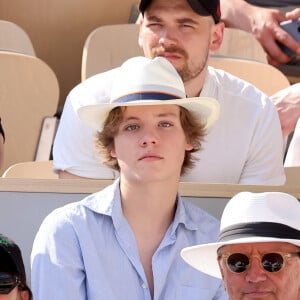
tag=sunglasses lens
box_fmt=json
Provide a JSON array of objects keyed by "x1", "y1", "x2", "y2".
[
  {"x1": 227, "y1": 253, "x2": 249, "y2": 273},
  {"x1": 262, "y1": 253, "x2": 284, "y2": 272},
  {"x1": 0, "y1": 273, "x2": 18, "y2": 294}
]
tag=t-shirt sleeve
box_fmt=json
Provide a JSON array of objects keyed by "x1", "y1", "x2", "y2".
[
  {"x1": 52, "y1": 72, "x2": 118, "y2": 179},
  {"x1": 239, "y1": 96, "x2": 286, "y2": 185}
]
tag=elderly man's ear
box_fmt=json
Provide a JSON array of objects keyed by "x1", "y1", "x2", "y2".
[{"x1": 217, "y1": 256, "x2": 225, "y2": 280}]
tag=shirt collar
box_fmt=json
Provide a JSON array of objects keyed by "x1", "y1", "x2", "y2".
[{"x1": 82, "y1": 179, "x2": 199, "y2": 234}]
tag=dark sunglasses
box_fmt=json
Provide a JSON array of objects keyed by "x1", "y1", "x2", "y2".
[
  {"x1": 221, "y1": 252, "x2": 300, "y2": 273},
  {"x1": 0, "y1": 272, "x2": 20, "y2": 294}
]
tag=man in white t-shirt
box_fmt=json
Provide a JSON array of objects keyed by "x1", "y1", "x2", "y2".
[{"x1": 53, "y1": 0, "x2": 285, "y2": 184}]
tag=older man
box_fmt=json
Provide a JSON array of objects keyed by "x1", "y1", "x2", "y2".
[{"x1": 181, "y1": 191, "x2": 300, "y2": 300}]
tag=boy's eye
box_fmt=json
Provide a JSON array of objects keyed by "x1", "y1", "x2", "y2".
[
  {"x1": 159, "y1": 122, "x2": 172, "y2": 128},
  {"x1": 125, "y1": 124, "x2": 139, "y2": 131}
]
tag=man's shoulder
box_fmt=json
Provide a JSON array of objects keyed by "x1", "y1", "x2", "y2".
[
  {"x1": 205, "y1": 66, "x2": 271, "y2": 106},
  {"x1": 207, "y1": 66, "x2": 260, "y2": 91},
  {"x1": 68, "y1": 67, "x2": 120, "y2": 106}
]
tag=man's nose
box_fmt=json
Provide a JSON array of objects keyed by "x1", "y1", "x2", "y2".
[
  {"x1": 158, "y1": 28, "x2": 178, "y2": 47},
  {"x1": 245, "y1": 256, "x2": 268, "y2": 283}
]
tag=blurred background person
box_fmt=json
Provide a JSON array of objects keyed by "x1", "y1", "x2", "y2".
[{"x1": 0, "y1": 234, "x2": 32, "y2": 300}]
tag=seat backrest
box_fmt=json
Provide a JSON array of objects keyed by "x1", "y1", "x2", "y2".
[
  {"x1": 211, "y1": 27, "x2": 267, "y2": 63},
  {"x1": 82, "y1": 24, "x2": 270, "y2": 81},
  {"x1": 0, "y1": 51, "x2": 59, "y2": 175},
  {"x1": 284, "y1": 166, "x2": 300, "y2": 185},
  {"x1": 81, "y1": 24, "x2": 288, "y2": 96},
  {"x1": 133, "y1": 15, "x2": 267, "y2": 64},
  {"x1": 208, "y1": 56, "x2": 290, "y2": 96},
  {"x1": 0, "y1": 20, "x2": 36, "y2": 56},
  {"x1": 2, "y1": 161, "x2": 58, "y2": 179},
  {"x1": 82, "y1": 23, "x2": 142, "y2": 80}
]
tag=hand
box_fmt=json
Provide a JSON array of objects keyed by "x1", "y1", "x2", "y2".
[
  {"x1": 249, "y1": 7, "x2": 300, "y2": 66},
  {"x1": 285, "y1": 7, "x2": 300, "y2": 20},
  {"x1": 270, "y1": 83, "x2": 300, "y2": 137}
]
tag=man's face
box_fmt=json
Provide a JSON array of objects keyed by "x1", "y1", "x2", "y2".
[
  {"x1": 138, "y1": 0, "x2": 223, "y2": 84},
  {"x1": 218, "y1": 242, "x2": 300, "y2": 300}
]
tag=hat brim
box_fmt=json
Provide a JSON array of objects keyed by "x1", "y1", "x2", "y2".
[
  {"x1": 77, "y1": 97, "x2": 220, "y2": 131},
  {"x1": 181, "y1": 237, "x2": 300, "y2": 278}
]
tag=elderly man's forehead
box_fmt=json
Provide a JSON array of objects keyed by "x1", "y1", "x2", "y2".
[{"x1": 218, "y1": 242, "x2": 300, "y2": 254}]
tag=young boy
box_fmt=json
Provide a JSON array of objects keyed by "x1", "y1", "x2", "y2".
[{"x1": 31, "y1": 56, "x2": 227, "y2": 300}]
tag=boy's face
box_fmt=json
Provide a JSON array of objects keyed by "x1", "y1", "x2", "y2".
[
  {"x1": 138, "y1": 0, "x2": 223, "y2": 83},
  {"x1": 110, "y1": 104, "x2": 193, "y2": 183}
]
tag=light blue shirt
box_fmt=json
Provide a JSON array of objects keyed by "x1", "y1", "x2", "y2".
[{"x1": 31, "y1": 180, "x2": 228, "y2": 300}]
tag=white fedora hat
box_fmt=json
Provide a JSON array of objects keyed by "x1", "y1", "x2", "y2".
[
  {"x1": 181, "y1": 192, "x2": 300, "y2": 278},
  {"x1": 77, "y1": 56, "x2": 220, "y2": 131}
]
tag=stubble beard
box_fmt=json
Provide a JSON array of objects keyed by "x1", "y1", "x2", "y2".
[{"x1": 151, "y1": 45, "x2": 209, "y2": 83}]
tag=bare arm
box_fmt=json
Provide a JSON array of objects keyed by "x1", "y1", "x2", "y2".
[
  {"x1": 220, "y1": 0, "x2": 300, "y2": 65},
  {"x1": 270, "y1": 83, "x2": 300, "y2": 137}
]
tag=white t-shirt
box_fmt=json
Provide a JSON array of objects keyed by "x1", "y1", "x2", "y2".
[{"x1": 53, "y1": 66, "x2": 285, "y2": 184}]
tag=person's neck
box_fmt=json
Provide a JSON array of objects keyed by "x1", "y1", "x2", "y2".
[
  {"x1": 185, "y1": 81, "x2": 201, "y2": 98},
  {"x1": 119, "y1": 177, "x2": 179, "y2": 298},
  {"x1": 184, "y1": 70, "x2": 207, "y2": 98},
  {"x1": 119, "y1": 176, "x2": 178, "y2": 232}
]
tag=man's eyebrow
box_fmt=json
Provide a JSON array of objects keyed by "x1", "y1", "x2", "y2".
[
  {"x1": 146, "y1": 15, "x2": 198, "y2": 25},
  {"x1": 146, "y1": 15, "x2": 162, "y2": 22},
  {"x1": 179, "y1": 18, "x2": 199, "y2": 25}
]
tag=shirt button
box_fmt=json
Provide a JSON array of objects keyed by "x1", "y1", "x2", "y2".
[{"x1": 142, "y1": 283, "x2": 147, "y2": 289}]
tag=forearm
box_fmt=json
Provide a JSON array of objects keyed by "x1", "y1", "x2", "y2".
[{"x1": 220, "y1": 0, "x2": 257, "y2": 32}]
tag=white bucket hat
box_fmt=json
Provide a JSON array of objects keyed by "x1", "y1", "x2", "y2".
[
  {"x1": 77, "y1": 56, "x2": 220, "y2": 131},
  {"x1": 181, "y1": 192, "x2": 300, "y2": 278}
]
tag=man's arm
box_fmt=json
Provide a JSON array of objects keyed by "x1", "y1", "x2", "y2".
[
  {"x1": 31, "y1": 210, "x2": 86, "y2": 300},
  {"x1": 270, "y1": 83, "x2": 300, "y2": 137},
  {"x1": 220, "y1": 0, "x2": 300, "y2": 65}
]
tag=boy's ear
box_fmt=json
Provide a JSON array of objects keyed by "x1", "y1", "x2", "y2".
[
  {"x1": 110, "y1": 148, "x2": 116, "y2": 158},
  {"x1": 185, "y1": 143, "x2": 194, "y2": 151}
]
